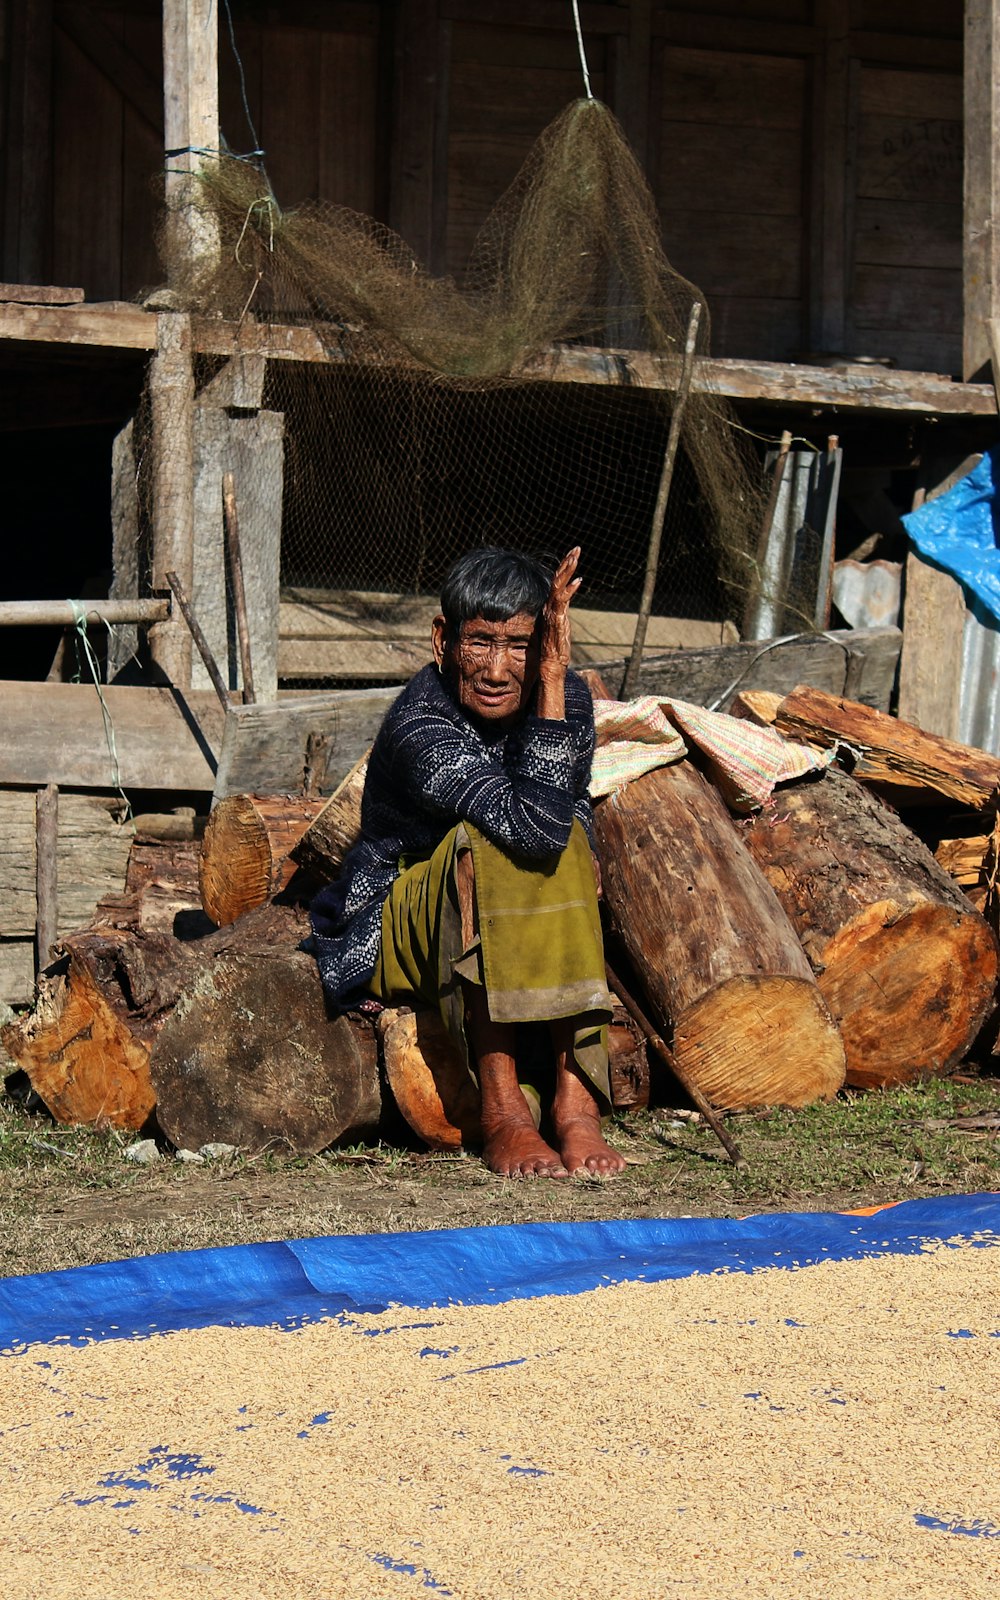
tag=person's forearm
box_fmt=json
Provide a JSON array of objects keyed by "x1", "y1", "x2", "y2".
[{"x1": 536, "y1": 666, "x2": 566, "y2": 721}]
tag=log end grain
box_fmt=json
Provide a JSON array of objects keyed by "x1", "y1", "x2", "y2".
[
  {"x1": 199, "y1": 794, "x2": 324, "y2": 927},
  {"x1": 818, "y1": 900, "x2": 1000, "y2": 1088},
  {"x1": 674, "y1": 976, "x2": 846, "y2": 1110},
  {"x1": 151, "y1": 949, "x2": 381, "y2": 1155},
  {"x1": 379, "y1": 1008, "x2": 482, "y2": 1151},
  {"x1": 2, "y1": 966, "x2": 156, "y2": 1130}
]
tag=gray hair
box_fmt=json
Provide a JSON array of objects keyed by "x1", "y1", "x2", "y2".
[{"x1": 440, "y1": 547, "x2": 552, "y2": 640}]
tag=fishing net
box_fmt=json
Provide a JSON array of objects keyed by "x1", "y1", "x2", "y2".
[{"x1": 142, "y1": 98, "x2": 773, "y2": 690}]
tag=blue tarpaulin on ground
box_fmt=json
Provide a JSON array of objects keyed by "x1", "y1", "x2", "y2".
[
  {"x1": 1, "y1": 1193, "x2": 998, "y2": 1352},
  {"x1": 901, "y1": 446, "x2": 1000, "y2": 622}
]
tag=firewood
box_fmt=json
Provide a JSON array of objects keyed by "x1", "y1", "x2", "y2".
[
  {"x1": 774, "y1": 685, "x2": 1000, "y2": 809},
  {"x1": 727, "y1": 690, "x2": 781, "y2": 726},
  {"x1": 152, "y1": 946, "x2": 380, "y2": 1157},
  {"x1": 199, "y1": 792, "x2": 326, "y2": 926},
  {"x1": 378, "y1": 1008, "x2": 481, "y2": 1152},
  {"x1": 594, "y1": 759, "x2": 846, "y2": 1111},
  {"x1": 2, "y1": 901, "x2": 381, "y2": 1152},
  {"x1": 377, "y1": 1001, "x2": 649, "y2": 1152},
  {"x1": 740, "y1": 768, "x2": 999, "y2": 1089},
  {"x1": 291, "y1": 750, "x2": 368, "y2": 882}
]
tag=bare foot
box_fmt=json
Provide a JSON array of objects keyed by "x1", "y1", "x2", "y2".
[
  {"x1": 481, "y1": 1119, "x2": 569, "y2": 1179},
  {"x1": 553, "y1": 1111, "x2": 626, "y2": 1178}
]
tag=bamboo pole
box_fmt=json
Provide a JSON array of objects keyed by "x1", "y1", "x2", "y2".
[{"x1": 621, "y1": 300, "x2": 702, "y2": 699}]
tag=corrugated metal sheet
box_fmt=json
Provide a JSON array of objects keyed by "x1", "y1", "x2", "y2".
[
  {"x1": 832, "y1": 559, "x2": 902, "y2": 630},
  {"x1": 959, "y1": 605, "x2": 1000, "y2": 756}
]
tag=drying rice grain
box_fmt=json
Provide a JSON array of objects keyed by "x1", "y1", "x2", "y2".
[{"x1": 2, "y1": 1241, "x2": 998, "y2": 1598}]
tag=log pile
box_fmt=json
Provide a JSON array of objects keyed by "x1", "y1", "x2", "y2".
[{"x1": 3, "y1": 685, "x2": 999, "y2": 1154}]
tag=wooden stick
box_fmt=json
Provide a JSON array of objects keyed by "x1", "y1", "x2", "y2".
[
  {"x1": 0, "y1": 599, "x2": 169, "y2": 628},
  {"x1": 604, "y1": 959, "x2": 747, "y2": 1168},
  {"x1": 165, "y1": 569, "x2": 231, "y2": 711},
  {"x1": 621, "y1": 300, "x2": 702, "y2": 699},
  {"x1": 222, "y1": 471, "x2": 256, "y2": 705},
  {"x1": 35, "y1": 783, "x2": 59, "y2": 972}
]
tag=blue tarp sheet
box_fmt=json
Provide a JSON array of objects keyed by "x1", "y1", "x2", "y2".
[
  {"x1": 1, "y1": 1193, "x2": 998, "y2": 1353},
  {"x1": 901, "y1": 446, "x2": 1000, "y2": 622}
]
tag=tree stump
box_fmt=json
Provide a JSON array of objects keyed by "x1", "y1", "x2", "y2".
[
  {"x1": 152, "y1": 948, "x2": 381, "y2": 1156},
  {"x1": 199, "y1": 792, "x2": 326, "y2": 926},
  {"x1": 594, "y1": 760, "x2": 846, "y2": 1110},
  {"x1": 740, "y1": 767, "x2": 1000, "y2": 1088}
]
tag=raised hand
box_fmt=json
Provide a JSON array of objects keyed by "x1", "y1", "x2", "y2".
[{"x1": 539, "y1": 546, "x2": 583, "y2": 676}]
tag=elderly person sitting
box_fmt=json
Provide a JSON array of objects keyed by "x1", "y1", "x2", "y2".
[{"x1": 308, "y1": 545, "x2": 624, "y2": 1179}]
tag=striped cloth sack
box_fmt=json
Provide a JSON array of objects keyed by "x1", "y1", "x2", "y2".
[{"x1": 590, "y1": 695, "x2": 832, "y2": 810}]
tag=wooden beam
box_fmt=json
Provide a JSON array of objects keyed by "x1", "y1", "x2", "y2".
[
  {"x1": 963, "y1": 0, "x2": 1000, "y2": 379},
  {"x1": 0, "y1": 599, "x2": 169, "y2": 628},
  {"x1": 0, "y1": 299, "x2": 995, "y2": 415},
  {"x1": 0, "y1": 682, "x2": 401, "y2": 794}
]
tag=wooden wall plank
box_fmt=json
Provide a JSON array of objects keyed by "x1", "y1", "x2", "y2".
[
  {"x1": 848, "y1": 60, "x2": 963, "y2": 373},
  {"x1": 655, "y1": 42, "x2": 806, "y2": 360},
  {"x1": 444, "y1": 19, "x2": 607, "y2": 278},
  {"x1": 2, "y1": 0, "x2": 54, "y2": 283},
  {"x1": 319, "y1": 32, "x2": 379, "y2": 213},
  {"x1": 52, "y1": 24, "x2": 125, "y2": 299}
]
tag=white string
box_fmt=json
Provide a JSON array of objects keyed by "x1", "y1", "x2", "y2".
[
  {"x1": 69, "y1": 603, "x2": 132, "y2": 818},
  {"x1": 571, "y1": 0, "x2": 594, "y2": 99}
]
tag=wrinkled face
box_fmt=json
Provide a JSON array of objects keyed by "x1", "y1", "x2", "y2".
[{"x1": 432, "y1": 610, "x2": 541, "y2": 728}]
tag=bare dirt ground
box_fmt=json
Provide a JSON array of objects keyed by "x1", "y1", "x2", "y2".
[{"x1": 3, "y1": 1080, "x2": 999, "y2": 1281}]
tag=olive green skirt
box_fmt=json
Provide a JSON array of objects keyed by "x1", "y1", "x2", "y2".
[{"x1": 370, "y1": 820, "x2": 612, "y2": 1108}]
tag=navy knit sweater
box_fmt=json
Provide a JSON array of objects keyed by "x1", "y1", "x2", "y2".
[{"x1": 308, "y1": 663, "x2": 597, "y2": 1010}]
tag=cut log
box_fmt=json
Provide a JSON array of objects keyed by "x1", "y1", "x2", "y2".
[
  {"x1": 377, "y1": 1000, "x2": 649, "y2": 1151},
  {"x1": 199, "y1": 792, "x2": 326, "y2": 926},
  {"x1": 291, "y1": 750, "x2": 369, "y2": 881},
  {"x1": 740, "y1": 769, "x2": 1000, "y2": 1089},
  {"x1": 594, "y1": 760, "x2": 846, "y2": 1110},
  {"x1": 774, "y1": 685, "x2": 1000, "y2": 809},
  {"x1": 1, "y1": 901, "x2": 381, "y2": 1151},
  {"x1": 152, "y1": 948, "x2": 380, "y2": 1156},
  {"x1": 378, "y1": 1008, "x2": 481, "y2": 1152}
]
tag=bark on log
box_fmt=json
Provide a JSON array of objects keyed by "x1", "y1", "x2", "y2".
[
  {"x1": 377, "y1": 1001, "x2": 649, "y2": 1151},
  {"x1": 740, "y1": 769, "x2": 1000, "y2": 1088},
  {"x1": 1, "y1": 901, "x2": 381, "y2": 1151},
  {"x1": 594, "y1": 760, "x2": 846, "y2": 1110},
  {"x1": 774, "y1": 685, "x2": 1000, "y2": 809},
  {"x1": 199, "y1": 792, "x2": 326, "y2": 926},
  {"x1": 152, "y1": 948, "x2": 380, "y2": 1156},
  {"x1": 291, "y1": 751, "x2": 368, "y2": 882}
]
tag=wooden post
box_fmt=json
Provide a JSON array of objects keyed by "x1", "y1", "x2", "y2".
[
  {"x1": 162, "y1": 0, "x2": 220, "y2": 296},
  {"x1": 964, "y1": 0, "x2": 1000, "y2": 380},
  {"x1": 148, "y1": 312, "x2": 195, "y2": 687},
  {"x1": 35, "y1": 784, "x2": 58, "y2": 973}
]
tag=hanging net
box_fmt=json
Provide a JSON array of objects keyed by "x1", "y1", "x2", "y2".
[{"x1": 141, "y1": 98, "x2": 773, "y2": 689}]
